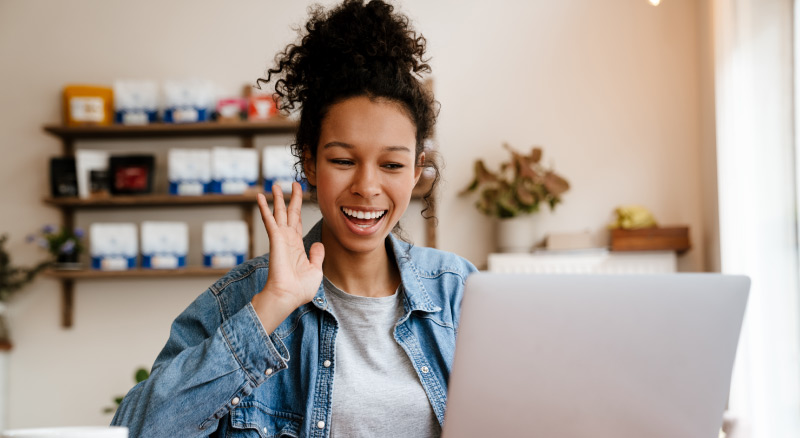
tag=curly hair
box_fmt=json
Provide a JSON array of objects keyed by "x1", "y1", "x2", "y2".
[{"x1": 256, "y1": 0, "x2": 440, "y2": 227}]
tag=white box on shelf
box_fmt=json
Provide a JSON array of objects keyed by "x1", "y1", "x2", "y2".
[
  {"x1": 141, "y1": 221, "x2": 188, "y2": 269},
  {"x1": 262, "y1": 144, "x2": 298, "y2": 193},
  {"x1": 210, "y1": 147, "x2": 258, "y2": 194},
  {"x1": 168, "y1": 149, "x2": 211, "y2": 195},
  {"x1": 162, "y1": 79, "x2": 214, "y2": 123},
  {"x1": 203, "y1": 221, "x2": 248, "y2": 268},
  {"x1": 114, "y1": 80, "x2": 158, "y2": 125},
  {"x1": 89, "y1": 223, "x2": 138, "y2": 270}
]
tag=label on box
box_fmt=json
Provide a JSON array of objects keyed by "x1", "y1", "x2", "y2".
[
  {"x1": 101, "y1": 257, "x2": 128, "y2": 271},
  {"x1": 221, "y1": 180, "x2": 248, "y2": 194},
  {"x1": 212, "y1": 254, "x2": 237, "y2": 268},
  {"x1": 177, "y1": 181, "x2": 204, "y2": 195},
  {"x1": 264, "y1": 178, "x2": 295, "y2": 194},
  {"x1": 70, "y1": 97, "x2": 105, "y2": 122},
  {"x1": 151, "y1": 255, "x2": 179, "y2": 269},
  {"x1": 254, "y1": 100, "x2": 271, "y2": 117},
  {"x1": 174, "y1": 108, "x2": 199, "y2": 123},
  {"x1": 122, "y1": 111, "x2": 148, "y2": 125}
]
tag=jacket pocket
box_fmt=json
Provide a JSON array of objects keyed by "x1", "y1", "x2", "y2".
[{"x1": 229, "y1": 402, "x2": 303, "y2": 438}]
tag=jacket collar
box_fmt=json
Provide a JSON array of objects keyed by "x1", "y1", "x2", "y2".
[{"x1": 303, "y1": 219, "x2": 441, "y2": 314}]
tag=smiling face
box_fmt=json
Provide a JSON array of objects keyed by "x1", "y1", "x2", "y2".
[{"x1": 304, "y1": 95, "x2": 423, "y2": 256}]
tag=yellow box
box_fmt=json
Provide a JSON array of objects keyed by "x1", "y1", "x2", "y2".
[{"x1": 62, "y1": 85, "x2": 114, "y2": 126}]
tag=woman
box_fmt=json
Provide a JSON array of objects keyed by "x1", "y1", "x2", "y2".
[{"x1": 112, "y1": 1, "x2": 476, "y2": 437}]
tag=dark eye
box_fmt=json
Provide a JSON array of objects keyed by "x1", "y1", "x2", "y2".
[
  {"x1": 331, "y1": 159, "x2": 354, "y2": 166},
  {"x1": 383, "y1": 163, "x2": 404, "y2": 170}
]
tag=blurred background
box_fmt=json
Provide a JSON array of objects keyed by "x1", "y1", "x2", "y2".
[{"x1": 0, "y1": 0, "x2": 797, "y2": 437}]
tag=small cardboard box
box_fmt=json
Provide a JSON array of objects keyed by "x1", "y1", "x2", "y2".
[{"x1": 610, "y1": 226, "x2": 690, "y2": 253}]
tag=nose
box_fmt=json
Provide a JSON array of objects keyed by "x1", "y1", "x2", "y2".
[{"x1": 350, "y1": 165, "x2": 380, "y2": 198}]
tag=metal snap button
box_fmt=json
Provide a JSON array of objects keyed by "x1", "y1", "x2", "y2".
[
  {"x1": 421, "y1": 366, "x2": 429, "y2": 374},
  {"x1": 317, "y1": 421, "x2": 325, "y2": 429},
  {"x1": 231, "y1": 396, "x2": 240, "y2": 405},
  {"x1": 265, "y1": 368, "x2": 273, "y2": 375},
  {"x1": 323, "y1": 360, "x2": 332, "y2": 368}
]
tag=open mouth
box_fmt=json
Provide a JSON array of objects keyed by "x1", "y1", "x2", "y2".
[{"x1": 341, "y1": 207, "x2": 388, "y2": 229}]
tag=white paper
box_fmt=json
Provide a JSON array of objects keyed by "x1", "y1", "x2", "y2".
[{"x1": 76, "y1": 150, "x2": 109, "y2": 199}]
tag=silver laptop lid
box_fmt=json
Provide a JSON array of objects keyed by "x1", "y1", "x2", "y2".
[{"x1": 442, "y1": 273, "x2": 749, "y2": 438}]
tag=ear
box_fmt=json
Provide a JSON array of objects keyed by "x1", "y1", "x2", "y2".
[
  {"x1": 413, "y1": 152, "x2": 425, "y2": 185},
  {"x1": 303, "y1": 148, "x2": 317, "y2": 187}
]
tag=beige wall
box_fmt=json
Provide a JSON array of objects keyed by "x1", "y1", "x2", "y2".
[{"x1": 0, "y1": 0, "x2": 712, "y2": 429}]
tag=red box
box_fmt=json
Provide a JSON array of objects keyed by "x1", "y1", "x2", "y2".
[{"x1": 248, "y1": 95, "x2": 278, "y2": 121}]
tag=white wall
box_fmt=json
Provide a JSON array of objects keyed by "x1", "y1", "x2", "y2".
[{"x1": 0, "y1": 0, "x2": 710, "y2": 428}]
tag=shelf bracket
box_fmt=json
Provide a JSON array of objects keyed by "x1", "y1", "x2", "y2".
[{"x1": 61, "y1": 280, "x2": 74, "y2": 328}]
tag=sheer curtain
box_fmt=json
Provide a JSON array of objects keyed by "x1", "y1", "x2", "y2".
[{"x1": 713, "y1": 0, "x2": 800, "y2": 437}]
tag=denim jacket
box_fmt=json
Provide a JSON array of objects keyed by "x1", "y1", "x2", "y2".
[{"x1": 112, "y1": 220, "x2": 478, "y2": 438}]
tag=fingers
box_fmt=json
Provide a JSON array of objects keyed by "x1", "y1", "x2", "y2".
[
  {"x1": 287, "y1": 181, "x2": 303, "y2": 233},
  {"x1": 271, "y1": 185, "x2": 287, "y2": 226},
  {"x1": 308, "y1": 242, "x2": 325, "y2": 270},
  {"x1": 257, "y1": 193, "x2": 277, "y2": 234}
]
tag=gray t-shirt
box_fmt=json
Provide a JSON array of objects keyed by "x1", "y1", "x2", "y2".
[{"x1": 323, "y1": 277, "x2": 440, "y2": 438}]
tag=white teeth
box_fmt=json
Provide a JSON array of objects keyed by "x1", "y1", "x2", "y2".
[{"x1": 342, "y1": 207, "x2": 386, "y2": 220}]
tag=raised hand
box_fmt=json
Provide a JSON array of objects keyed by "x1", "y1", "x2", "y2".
[{"x1": 251, "y1": 182, "x2": 324, "y2": 334}]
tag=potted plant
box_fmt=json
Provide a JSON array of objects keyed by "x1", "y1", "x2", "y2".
[
  {"x1": 29, "y1": 224, "x2": 85, "y2": 268},
  {"x1": 0, "y1": 234, "x2": 51, "y2": 350},
  {"x1": 460, "y1": 143, "x2": 570, "y2": 252}
]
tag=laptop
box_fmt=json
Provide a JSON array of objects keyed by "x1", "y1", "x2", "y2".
[{"x1": 441, "y1": 273, "x2": 749, "y2": 438}]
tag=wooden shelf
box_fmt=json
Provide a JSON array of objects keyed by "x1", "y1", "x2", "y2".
[
  {"x1": 43, "y1": 267, "x2": 231, "y2": 280},
  {"x1": 43, "y1": 119, "x2": 298, "y2": 140},
  {"x1": 44, "y1": 192, "x2": 302, "y2": 208},
  {"x1": 43, "y1": 177, "x2": 433, "y2": 209}
]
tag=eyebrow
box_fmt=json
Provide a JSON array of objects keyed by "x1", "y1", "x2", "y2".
[{"x1": 322, "y1": 141, "x2": 412, "y2": 153}]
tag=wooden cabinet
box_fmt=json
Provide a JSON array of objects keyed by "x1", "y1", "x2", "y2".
[{"x1": 42, "y1": 120, "x2": 436, "y2": 327}]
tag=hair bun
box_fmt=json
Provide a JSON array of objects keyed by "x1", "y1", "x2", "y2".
[
  {"x1": 310, "y1": 0, "x2": 428, "y2": 75},
  {"x1": 263, "y1": 0, "x2": 430, "y2": 111}
]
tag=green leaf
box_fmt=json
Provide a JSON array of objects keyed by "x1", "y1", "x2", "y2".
[
  {"x1": 135, "y1": 368, "x2": 150, "y2": 383},
  {"x1": 462, "y1": 143, "x2": 569, "y2": 218}
]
